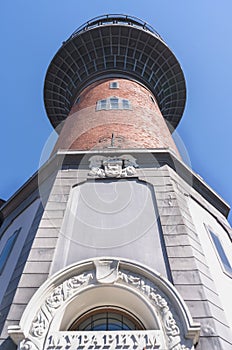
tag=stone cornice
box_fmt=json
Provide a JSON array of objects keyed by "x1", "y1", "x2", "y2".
[{"x1": 0, "y1": 149, "x2": 230, "y2": 227}]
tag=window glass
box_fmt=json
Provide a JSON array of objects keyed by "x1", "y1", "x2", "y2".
[
  {"x1": 122, "y1": 99, "x2": 130, "y2": 109},
  {"x1": 0, "y1": 228, "x2": 21, "y2": 274},
  {"x1": 109, "y1": 98, "x2": 119, "y2": 109},
  {"x1": 110, "y1": 82, "x2": 119, "y2": 89},
  {"x1": 97, "y1": 99, "x2": 107, "y2": 110},
  {"x1": 96, "y1": 97, "x2": 131, "y2": 111},
  {"x1": 209, "y1": 230, "x2": 232, "y2": 274},
  {"x1": 69, "y1": 307, "x2": 144, "y2": 331}
]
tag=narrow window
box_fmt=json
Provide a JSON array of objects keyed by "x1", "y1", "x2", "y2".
[
  {"x1": 0, "y1": 228, "x2": 21, "y2": 274},
  {"x1": 209, "y1": 229, "x2": 232, "y2": 275},
  {"x1": 97, "y1": 99, "x2": 107, "y2": 110},
  {"x1": 109, "y1": 81, "x2": 119, "y2": 89},
  {"x1": 109, "y1": 98, "x2": 119, "y2": 109},
  {"x1": 122, "y1": 99, "x2": 130, "y2": 109}
]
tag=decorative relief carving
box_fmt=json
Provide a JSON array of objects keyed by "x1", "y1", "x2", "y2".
[
  {"x1": 23, "y1": 261, "x2": 194, "y2": 350},
  {"x1": 94, "y1": 260, "x2": 119, "y2": 284},
  {"x1": 19, "y1": 339, "x2": 38, "y2": 350},
  {"x1": 30, "y1": 272, "x2": 93, "y2": 339},
  {"x1": 88, "y1": 155, "x2": 138, "y2": 178},
  {"x1": 31, "y1": 311, "x2": 49, "y2": 338},
  {"x1": 46, "y1": 285, "x2": 64, "y2": 312},
  {"x1": 118, "y1": 270, "x2": 190, "y2": 350}
]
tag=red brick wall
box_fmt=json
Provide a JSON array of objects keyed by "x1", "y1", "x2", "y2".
[{"x1": 53, "y1": 78, "x2": 179, "y2": 156}]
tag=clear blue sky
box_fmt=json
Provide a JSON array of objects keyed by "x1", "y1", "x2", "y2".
[{"x1": 1, "y1": 1, "x2": 232, "y2": 222}]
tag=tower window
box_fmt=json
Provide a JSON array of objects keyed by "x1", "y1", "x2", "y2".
[
  {"x1": 209, "y1": 229, "x2": 232, "y2": 276},
  {"x1": 109, "y1": 98, "x2": 119, "y2": 109},
  {"x1": 97, "y1": 99, "x2": 107, "y2": 110},
  {"x1": 109, "y1": 81, "x2": 119, "y2": 89},
  {"x1": 69, "y1": 307, "x2": 144, "y2": 331},
  {"x1": 0, "y1": 228, "x2": 21, "y2": 274},
  {"x1": 96, "y1": 97, "x2": 131, "y2": 111},
  {"x1": 122, "y1": 99, "x2": 130, "y2": 109}
]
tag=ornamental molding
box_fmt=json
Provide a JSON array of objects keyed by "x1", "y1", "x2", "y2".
[
  {"x1": 118, "y1": 270, "x2": 187, "y2": 350},
  {"x1": 88, "y1": 155, "x2": 138, "y2": 178},
  {"x1": 94, "y1": 259, "x2": 119, "y2": 284},
  {"x1": 19, "y1": 339, "x2": 39, "y2": 350},
  {"x1": 30, "y1": 272, "x2": 94, "y2": 339},
  {"x1": 9, "y1": 258, "x2": 199, "y2": 350}
]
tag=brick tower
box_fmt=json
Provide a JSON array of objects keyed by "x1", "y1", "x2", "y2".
[{"x1": 1, "y1": 15, "x2": 232, "y2": 350}]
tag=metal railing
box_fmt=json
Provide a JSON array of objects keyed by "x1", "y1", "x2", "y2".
[{"x1": 66, "y1": 14, "x2": 163, "y2": 42}]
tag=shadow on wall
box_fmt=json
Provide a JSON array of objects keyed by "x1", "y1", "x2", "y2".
[{"x1": 0, "y1": 337, "x2": 16, "y2": 350}]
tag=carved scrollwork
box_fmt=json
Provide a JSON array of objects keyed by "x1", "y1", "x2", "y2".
[
  {"x1": 163, "y1": 309, "x2": 180, "y2": 340},
  {"x1": 24, "y1": 262, "x2": 194, "y2": 350},
  {"x1": 118, "y1": 270, "x2": 190, "y2": 350},
  {"x1": 19, "y1": 339, "x2": 38, "y2": 350},
  {"x1": 172, "y1": 345, "x2": 190, "y2": 350},
  {"x1": 67, "y1": 273, "x2": 92, "y2": 289},
  {"x1": 30, "y1": 272, "x2": 93, "y2": 339},
  {"x1": 31, "y1": 311, "x2": 48, "y2": 338},
  {"x1": 46, "y1": 285, "x2": 64, "y2": 311}
]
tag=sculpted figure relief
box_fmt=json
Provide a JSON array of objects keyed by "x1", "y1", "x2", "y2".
[{"x1": 88, "y1": 155, "x2": 138, "y2": 178}]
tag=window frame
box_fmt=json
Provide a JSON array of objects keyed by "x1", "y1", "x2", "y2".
[
  {"x1": 69, "y1": 306, "x2": 145, "y2": 331},
  {"x1": 96, "y1": 97, "x2": 132, "y2": 111},
  {"x1": 122, "y1": 99, "x2": 130, "y2": 109},
  {"x1": 205, "y1": 224, "x2": 232, "y2": 278},
  {"x1": 109, "y1": 81, "x2": 119, "y2": 89},
  {"x1": 0, "y1": 227, "x2": 21, "y2": 275},
  {"x1": 96, "y1": 99, "x2": 108, "y2": 110},
  {"x1": 109, "y1": 97, "x2": 119, "y2": 110}
]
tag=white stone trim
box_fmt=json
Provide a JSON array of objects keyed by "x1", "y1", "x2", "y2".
[{"x1": 8, "y1": 258, "x2": 200, "y2": 350}]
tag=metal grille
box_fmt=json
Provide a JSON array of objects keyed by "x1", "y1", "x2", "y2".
[{"x1": 44, "y1": 16, "x2": 186, "y2": 132}]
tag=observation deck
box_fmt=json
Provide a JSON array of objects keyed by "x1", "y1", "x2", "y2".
[{"x1": 44, "y1": 14, "x2": 186, "y2": 131}]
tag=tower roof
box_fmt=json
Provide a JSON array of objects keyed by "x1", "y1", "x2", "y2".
[{"x1": 44, "y1": 14, "x2": 186, "y2": 131}]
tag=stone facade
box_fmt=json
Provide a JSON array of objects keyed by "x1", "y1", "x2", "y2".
[{"x1": 1, "y1": 150, "x2": 232, "y2": 349}]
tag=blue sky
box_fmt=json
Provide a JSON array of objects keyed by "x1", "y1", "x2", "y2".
[{"x1": 1, "y1": 1, "x2": 232, "y2": 222}]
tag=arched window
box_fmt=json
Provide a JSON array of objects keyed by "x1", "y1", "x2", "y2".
[
  {"x1": 98, "y1": 99, "x2": 107, "y2": 110},
  {"x1": 69, "y1": 307, "x2": 144, "y2": 331}
]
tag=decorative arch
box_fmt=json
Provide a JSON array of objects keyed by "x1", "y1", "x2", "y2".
[{"x1": 8, "y1": 258, "x2": 200, "y2": 350}]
